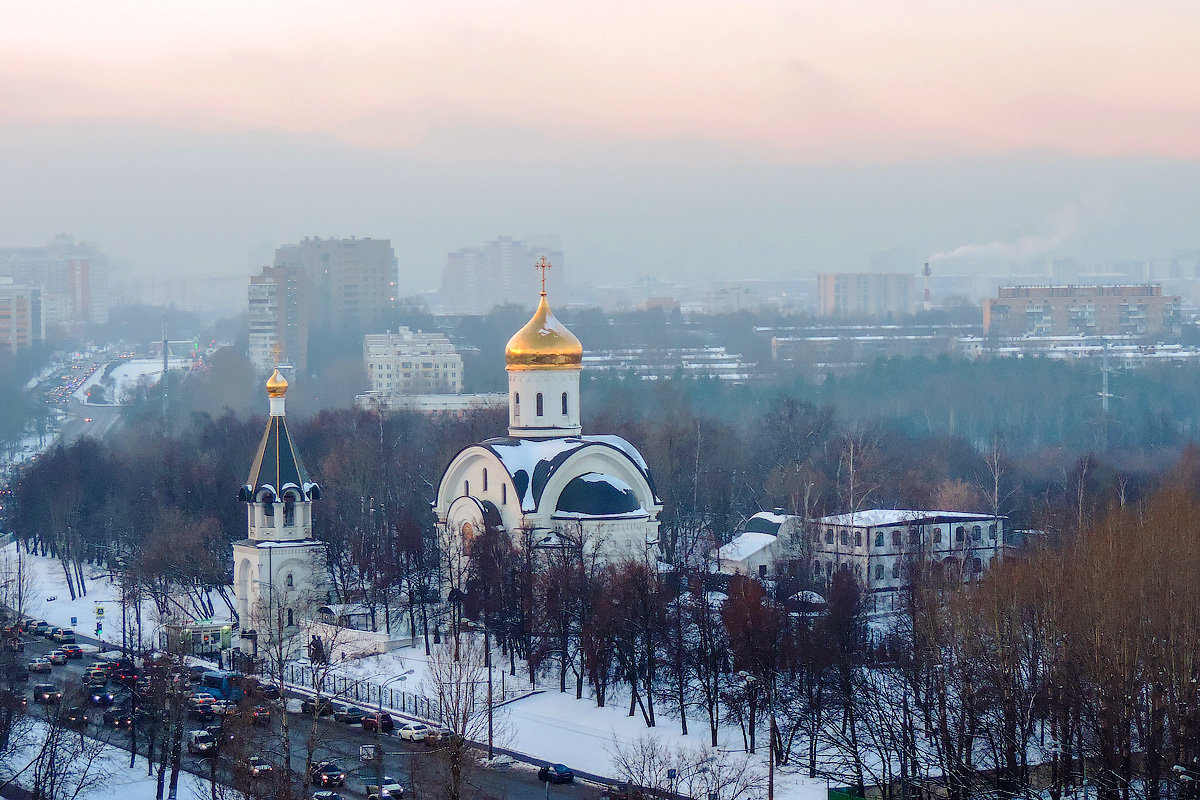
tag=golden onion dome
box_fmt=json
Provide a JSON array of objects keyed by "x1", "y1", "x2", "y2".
[
  {"x1": 266, "y1": 368, "x2": 289, "y2": 398},
  {"x1": 505, "y1": 292, "x2": 583, "y2": 371}
]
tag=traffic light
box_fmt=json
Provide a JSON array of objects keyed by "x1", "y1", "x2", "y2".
[{"x1": 95, "y1": 623, "x2": 102, "y2": 637}]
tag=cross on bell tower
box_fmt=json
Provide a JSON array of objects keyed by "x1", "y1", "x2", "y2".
[{"x1": 536, "y1": 255, "x2": 552, "y2": 295}]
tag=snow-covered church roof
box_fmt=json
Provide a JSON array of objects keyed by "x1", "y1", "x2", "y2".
[
  {"x1": 553, "y1": 472, "x2": 647, "y2": 519},
  {"x1": 480, "y1": 434, "x2": 658, "y2": 513}
]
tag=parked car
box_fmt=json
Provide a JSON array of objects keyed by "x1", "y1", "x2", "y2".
[
  {"x1": 421, "y1": 725, "x2": 452, "y2": 746},
  {"x1": 538, "y1": 764, "x2": 576, "y2": 785},
  {"x1": 102, "y1": 708, "x2": 133, "y2": 728},
  {"x1": 396, "y1": 722, "x2": 430, "y2": 741},
  {"x1": 312, "y1": 793, "x2": 345, "y2": 800},
  {"x1": 32, "y1": 683, "x2": 61, "y2": 703},
  {"x1": 366, "y1": 776, "x2": 405, "y2": 799},
  {"x1": 44, "y1": 627, "x2": 63, "y2": 640},
  {"x1": 88, "y1": 689, "x2": 115, "y2": 706},
  {"x1": 60, "y1": 644, "x2": 83, "y2": 659},
  {"x1": 186, "y1": 730, "x2": 217, "y2": 756},
  {"x1": 32, "y1": 621, "x2": 49, "y2": 636},
  {"x1": 310, "y1": 761, "x2": 346, "y2": 787},
  {"x1": 26, "y1": 658, "x2": 51, "y2": 674},
  {"x1": 301, "y1": 697, "x2": 334, "y2": 717},
  {"x1": 52, "y1": 628, "x2": 75, "y2": 644},
  {"x1": 47, "y1": 651, "x2": 66, "y2": 665},
  {"x1": 246, "y1": 756, "x2": 273, "y2": 778},
  {"x1": 362, "y1": 712, "x2": 394, "y2": 733},
  {"x1": 332, "y1": 703, "x2": 367, "y2": 725},
  {"x1": 250, "y1": 704, "x2": 271, "y2": 726}
]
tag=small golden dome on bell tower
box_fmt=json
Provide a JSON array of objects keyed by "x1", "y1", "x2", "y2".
[{"x1": 266, "y1": 368, "x2": 289, "y2": 398}]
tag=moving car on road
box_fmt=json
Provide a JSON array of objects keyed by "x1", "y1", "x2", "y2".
[
  {"x1": 60, "y1": 644, "x2": 83, "y2": 659},
  {"x1": 62, "y1": 707, "x2": 89, "y2": 728},
  {"x1": 26, "y1": 658, "x2": 51, "y2": 674},
  {"x1": 102, "y1": 708, "x2": 133, "y2": 728},
  {"x1": 47, "y1": 651, "x2": 66, "y2": 665},
  {"x1": 310, "y1": 762, "x2": 346, "y2": 787},
  {"x1": 52, "y1": 628, "x2": 76, "y2": 644},
  {"x1": 186, "y1": 730, "x2": 217, "y2": 756},
  {"x1": 32, "y1": 683, "x2": 61, "y2": 703},
  {"x1": 366, "y1": 776, "x2": 405, "y2": 799},
  {"x1": 246, "y1": 756, "x2": 272, "y2": 778}
]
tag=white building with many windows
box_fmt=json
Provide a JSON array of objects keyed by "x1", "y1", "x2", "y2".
[
  {"x1": 810, "y1": 510, "x2": 1006, "y2": 611},
  {"x1": 364, "y1": 328, "x2": 463, "y2": 396}
]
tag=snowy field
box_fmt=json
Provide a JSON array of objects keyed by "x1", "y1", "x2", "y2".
[{"x1": 74, "y1": 358, "x2": 193, "y2": 406}]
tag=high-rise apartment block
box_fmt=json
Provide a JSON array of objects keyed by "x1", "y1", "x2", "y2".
[
  {"x1": 0, "y1": 235, "x2": 109, "y2": 328},
  {"x1": 364, "y1": 329, "x2": 463, "y2": 396},
  {"x1": 983, "y1": 285, "x2": 1182, "y2": 338},
  {"x1": 248, "y1": 266, "x2": 310, "y2": 374},
  {"x1": 440, "y1": 236, "x2": 564, "y2": 314},
  {"x1": 272, "y1": 237, "x2": 396, "y2": 332},
  {"x1": 818, "y1": 273, "x2": 915, "y2": 318},
  {"x1": 0, "y1": 280, "x2": 44, "y2": 353},
  {"x1": 248, "y1": 237, "x2": 398, "y2": 376}
]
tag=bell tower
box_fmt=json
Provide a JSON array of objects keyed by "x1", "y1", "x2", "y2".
[
  {"x1": 504, "y1": 257, "x2": 583, "y2": 438},
  {"x1": 233, "y1": 369, "x2": 327, "y2": 634}
]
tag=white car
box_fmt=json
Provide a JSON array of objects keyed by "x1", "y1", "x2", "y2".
[
  {"x1": 367, "y1": 776, "x2": 404, "y2": 799},
  {"x1": 396, "y1": 722, "x2": 431, "y2": 741},
  {"x1": 210, "y1": 700, "x2": 235, "y2": 715}
]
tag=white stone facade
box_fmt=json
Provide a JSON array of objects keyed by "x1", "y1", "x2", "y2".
[{"x1": 363, "y1": 329, "x2": 463, "y2": 396}]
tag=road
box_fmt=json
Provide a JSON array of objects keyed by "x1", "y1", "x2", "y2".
[
  {"x1": 55, "y1": 397, "x2": 124, "y2": 447},
  {"x1": 15, "y1": 631, "x2": 600, "y2": 800}
]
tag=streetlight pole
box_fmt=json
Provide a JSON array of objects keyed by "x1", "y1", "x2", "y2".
[{"x1": 375, "y1": 670, "x2": 414, "y2": 795}]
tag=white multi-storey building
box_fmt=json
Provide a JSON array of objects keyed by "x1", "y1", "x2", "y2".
[
  {"x1": 811, "y1": 510, "x2": 1006, "y2": 611},
  {"x1": 363, "y1": 328, "x2": 463, "y2": 396}
]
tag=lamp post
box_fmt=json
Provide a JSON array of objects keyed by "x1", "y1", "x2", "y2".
[{"x1": 374, "y1": 670, "x2": 415, "y2": 796}]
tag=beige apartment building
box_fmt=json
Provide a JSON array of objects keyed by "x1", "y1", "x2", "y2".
[
  {"x1": 0, "y1": 280, "x2": 44, "y2": 353},
  {"x1": 364, "y1": 329, "x2": 463, "y2": 396},
  {"x1": 983, "y1": 285, "x2": 1181, "y2": 338},
  {"x1": 818, "y1": 273, "x2": 916, "y2": 318}
]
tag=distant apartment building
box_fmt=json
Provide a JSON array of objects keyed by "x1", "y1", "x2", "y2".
[
  {"x1": 440, "y1": 236, "x2": 564, "y2": 315},
  {"x1": 272, "y1": 237, "x2": 397, "y2": 332},
  {"x1": 248, "y1": 266, "x2": 309, "y2": 374},
  {"x1": 583, "y1": 346, "x2": 757, "y2": 381},
  {"x1": 364, "y1": 329, "x2": 463, "y2": 396},
  {"x1": 767, "y1": 322, "x2": 976, "y2": 381},
  {"x1": 983, "y1": 285, "x2": 1181, "y2": 338},
  {"x1": 818, "y1": 273, "x2": 916, "y2": 318},
  {"x1": 0, "y1": 280, "x2": 44, "y2": 353},
  {"x1": 0, "y1": 235, "x2": 109, "y2": 328}
]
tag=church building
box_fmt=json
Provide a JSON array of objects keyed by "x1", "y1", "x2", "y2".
[
  {"x1": 233, "y1": 369, "x2": 328, "y2": 636},
  {"x1": 434, "y1": 261, "x2": 662, "y2": 564}
]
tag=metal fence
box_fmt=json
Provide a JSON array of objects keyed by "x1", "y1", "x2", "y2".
[{"x1": 270, "y1": 663, "x2": 444, "y2": 722}]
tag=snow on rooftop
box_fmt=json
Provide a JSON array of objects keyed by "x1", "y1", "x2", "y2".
[
  {"x1": 816, "y1": 509, "x2": 1001, "y2": 527},
  {"x1": 717, "y1": 531, "x2": 778, "y2": 562}
]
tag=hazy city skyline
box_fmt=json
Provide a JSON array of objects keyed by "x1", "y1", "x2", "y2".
[{"x1": 2, "y1": 1, "x2": 1199, "y2": 291}]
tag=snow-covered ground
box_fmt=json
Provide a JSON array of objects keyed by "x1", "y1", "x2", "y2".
[
  {"x1": 14, "y1": 544, "x2": 233, "y2": 647},
  {"x1": 74, "y1": 358, "x2": 193, "y2": 406},
  {"x1": 18, "y1": 546, "x2": 824, "y2": 798}
]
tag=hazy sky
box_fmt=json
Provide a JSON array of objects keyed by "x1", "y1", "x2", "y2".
[{"x1": 2, "y1": 1, "x2": 1199, "y2": 295}]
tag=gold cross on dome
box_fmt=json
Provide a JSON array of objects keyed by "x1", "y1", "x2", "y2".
[{"x1": 535, "y1": 255, "x2": 552, "y2": 294}]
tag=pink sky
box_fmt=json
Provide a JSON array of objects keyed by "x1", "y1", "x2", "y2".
[{"x1": 2, "y1": 0, "x2": 1199, "y2": 160}]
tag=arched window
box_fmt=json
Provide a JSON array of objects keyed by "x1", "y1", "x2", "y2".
[
  {"x1": 285, "y1": 573, "x2": 294, "y2": 588},
  {"x1": 536, "y1": 393, "x2": 544, "y2": 416},
  {"x1": 825, "y1": 529, "x2": 834, "y2": 544},
  {"x1": 825, "y1": 562, "x2": 833, "y2": 576},
  {"x1": 933, "y1": 527, "x2": 943, "y2": 544},
  {"x1": 502, "y1": 484, "x2": 507, "y2": 505},
  {"x1": 464, "y1": 480, "x2": 470, "y2": 496},
  {"x1": 875, "y1": 532, "x2": 884, "y2": 547},
  {"x1": 813, "y1": 560, "x2": 821, "y2": 576},
  {"x1": 891, "y1": 530, "x2": 901, "y2": 547},
  {"x1": 284, "y1": 501, "x2": 295, "y2": 526},
  {"x1": 909, "y1": 528, "x2": 920, "y2": 545},
  {"x1": 955, "y1": 526, "x2": 966, "y2": 543},
  {"x1": 972, "y1": 525, "x2": 982, "y2": 541},
  {"x1": 840, "y1": 531, "x2": 849, "y2": 546},
  {"x1": 263, "y1": 499, "x2": 274, "y2": 517},
  {"x1": 482, "y1": 469, "x2": 488, "y2": 492},
  {"x1": 286, "y1": 608, "x2": 294, "y2": 627},
  {"x1": 514, "y1": 393, "x2": 520, "y2": 414},
  {"x1": 988, "y1": 524, "x2": 998, "y2": 539},
  {"x1": 854, "y1": 532, "x2": 862, "y2": 547},
  {"x1": 972, "y1": 557, "x2": 983, "y2": 574},
  {"x1": 561, "y1": 392, "x2": 568, "y2": 416},
  {"x1": 874, "y1": 563, "x2": 884, "y2": 580},
  {"x1": 892, "y1": 562, "x2": 901, "y2": 579}
]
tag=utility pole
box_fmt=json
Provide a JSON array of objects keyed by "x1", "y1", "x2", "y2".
[{"x1": 161, "y1": 320, "x2": 169, "y2": 431}]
